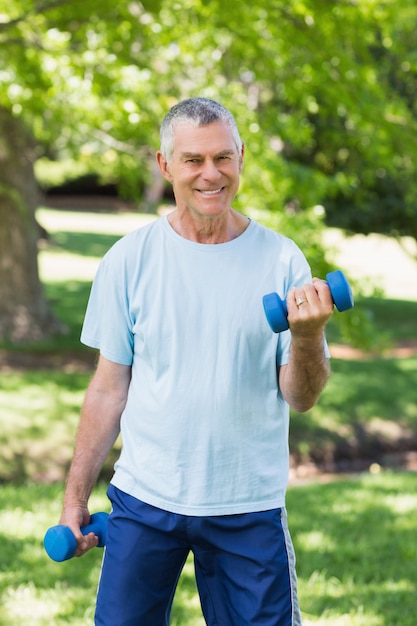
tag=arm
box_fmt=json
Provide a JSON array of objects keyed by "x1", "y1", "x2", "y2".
[
  {"x1": 59, "y1": 354, "x2": 131, "y2": 556},
  {"x1": 279, "y1": 278, "x2": 332, "y2": 412}
]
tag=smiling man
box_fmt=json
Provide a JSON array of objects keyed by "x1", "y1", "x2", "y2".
[
  {"x1": 58, "y1": 97, "x2": 332, "y2": 625},
  {"x1": 156, "y1": 114, "x2": 246, "y2": 242}
]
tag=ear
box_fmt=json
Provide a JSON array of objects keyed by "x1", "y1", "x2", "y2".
[
  {"x1": 239, "y1": 143, "x2": 245, "y2": 173},
  {"x1": 156, "y1": 151, "x2": 173, "y2": 183}
]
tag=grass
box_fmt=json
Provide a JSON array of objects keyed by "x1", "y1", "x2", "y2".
[
  {"x1": 0, "y1": 483, "x2": 107, "y2": 626},
  {"x1": 2, "y1": 348, "x2": 416, "y2": 483},
  {"x1": 0, "y1": 482, "x2": 204, "y2": 626},
  {"x1": 291, "y1": 354, "x2": 417, "y2": 466},
  {"x1": 0, "y1": 370, "x2": 89, "y2": 482},
  {"x1": 287, "y1": 471, "x2": 417, "y2": 626},
  {"x1": 1, "y1": 473, "x2": 416, "y2": 625},
  {"x1": 324, "y1": 296, "x2": 417, "y2": 349},
  {"x1": 1, "y1": 208, "x2": 416, "y2": 624}
]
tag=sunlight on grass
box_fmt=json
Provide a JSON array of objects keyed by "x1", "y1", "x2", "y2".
[
  {"x1": 288, "y1": 472, "x2": 417, "y2": 626},
  {"x1": 301, "y1": 573, "x2": 413, "y2": 625},
  {"x1": 303, "y1": 609, "x2": 383, "y2": 626},
  {"x1": 301, "y1": 569, "x2": 385, "y2": 625},
  {"x1": 39, "y1": 253, "x2": 101, "y2": 282},
  {"x1": 0, "y1": 484, "x2": 109, "y2": 626},
  {"x1": 0, "y1": 372, "x2": 88, "y2": 481},
  {"x1": 3, "y1": 583, "x2": 66, "y2": 623},
  {"x1": 297, "y1": 530, "x2": 337, "y2": 552},
  {"x1": 0, "y1": 474, "x2": 415, "y2": 625},
  {"x1": 385, "y1": 493, "x2": 417, "y2": 514},
  {"x1": 37, "y1": 208, "x2": 156, "y2": 282},
  {"x1": 37, "y1": 207, "x2": 155, "y2": 236}
]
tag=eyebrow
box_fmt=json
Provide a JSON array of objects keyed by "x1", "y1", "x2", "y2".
[{"x1": 180, "y1": 149, "x2": 236, "y2": 160}]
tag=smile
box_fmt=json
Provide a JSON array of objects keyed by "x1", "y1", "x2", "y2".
[{"x1": 198, "y1": 188, "x2": 223, "y2": 195}]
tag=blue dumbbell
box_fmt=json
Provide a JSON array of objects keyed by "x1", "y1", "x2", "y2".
[
  {"x1": 263, "y1": 269, "x2": 354, "y2": 333},
  {"x1": 44, "y1": 511, "x2": 109, "y2": 562}
]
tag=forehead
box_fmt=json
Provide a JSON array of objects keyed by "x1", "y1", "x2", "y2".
[{"x1": 172, "y1": 121, "x2": 238, "y2": 157}]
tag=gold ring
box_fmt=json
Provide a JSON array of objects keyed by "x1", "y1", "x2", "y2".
[{"x1": 296, "y1": 297, "x2": 306, "y2": 307}]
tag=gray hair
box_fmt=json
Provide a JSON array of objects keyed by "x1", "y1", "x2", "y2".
[{"x1": 160, "y1": 97, "x2": 242, "y2": 162}]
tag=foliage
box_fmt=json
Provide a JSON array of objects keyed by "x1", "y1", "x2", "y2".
[
  {"x1": 1, "y1": 0, "x2": 417, "y2": 231},
  {"x1": 0, "y1": 0, "x2": 164, "y2": 195},
  {"x1": 1, "y1": 473, "x2": 416, "y2": 624},
  {"x1": 2, "y1": 0, "x2": 417, "y2": 342}
]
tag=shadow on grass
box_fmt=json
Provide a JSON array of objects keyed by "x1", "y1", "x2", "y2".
[
  {"x1": 290, "y1": 355, "x2": 417, "y2": 468},
  {"x1": 0, "y1": 279, "x2": 93, "y2": 355},
  {"x1": 45, "y1": 280, "x2": 93, "y2": 347}
]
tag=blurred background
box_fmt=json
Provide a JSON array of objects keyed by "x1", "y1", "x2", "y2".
[{"x1": 0, "y1": 1, "x2": 416, "y2": 624}]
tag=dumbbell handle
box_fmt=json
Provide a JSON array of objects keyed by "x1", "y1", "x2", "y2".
[
  {"x1": 44, "y1": 511, "x2": 109, "y2": 562},
  {"x1": 263, "y1": 270, "x2": 354, "y2": 333}
]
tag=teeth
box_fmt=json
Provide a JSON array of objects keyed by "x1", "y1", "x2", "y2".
[{"x1": 200, "y1": 188, "x2": 222, "y2": 195}]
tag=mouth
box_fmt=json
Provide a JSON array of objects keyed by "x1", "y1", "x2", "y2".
[{"x1": 198, "y1": 187, "x2": 224, "y2": 195}]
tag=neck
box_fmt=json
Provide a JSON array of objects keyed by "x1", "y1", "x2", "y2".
[{"x1": 168, "y1": 209, "x2": 249, "y2": 244}]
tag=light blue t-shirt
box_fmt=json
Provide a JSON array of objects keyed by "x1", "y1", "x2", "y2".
[{"x1": 81, "y1": 215, "x2": 313, "y2": 515}]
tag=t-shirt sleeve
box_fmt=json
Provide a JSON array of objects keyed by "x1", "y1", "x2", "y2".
[{"x1": 80, "y1": 250, "x2": 134, "y2": 366}]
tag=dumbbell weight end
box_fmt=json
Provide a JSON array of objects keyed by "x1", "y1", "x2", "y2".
[
  {"x1": 263, "y1": 270, "x2": 354, "y2": 333},
  {"x1": 262, "y1": 292, "x2": 289, "y2": 333},
  {"x1": 326, "y1": 270, "x2": 354, "y2": 312},
  {"x1": 44, "y1": 511, "x2": 109, "y2": 562}
]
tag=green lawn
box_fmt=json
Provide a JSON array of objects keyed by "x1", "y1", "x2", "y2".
[
  {"x1": 1, "y1": 208, "x2": 416, "y2": 624},
  {"x1": 1, "y1": 473, "x2": 416, "y2": 625}
]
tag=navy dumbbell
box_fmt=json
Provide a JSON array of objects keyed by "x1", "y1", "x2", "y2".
[
  {"x1": 44, "y1": 511, "x2": 108, "y2": 562},
  {"x1": 263, "y1": 269, "x2": 354, "y2": 333}
]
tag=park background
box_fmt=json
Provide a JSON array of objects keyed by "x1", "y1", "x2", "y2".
[{"x1": 1, "y1": 1, "x2": 416, "y2": 624}]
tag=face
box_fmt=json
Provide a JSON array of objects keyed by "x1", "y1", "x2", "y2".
[{"x1": 157, "y1": 121, "x2": 244, "y2": 220}]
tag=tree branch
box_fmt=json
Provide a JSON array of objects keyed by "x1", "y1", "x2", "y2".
[{"x1": 92, "y1": 129, "x2": 145, "y2": 157}]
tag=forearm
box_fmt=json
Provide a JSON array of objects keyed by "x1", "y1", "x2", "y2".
[
  {"x1": 279, "y1": 332, "x2": 330, "y2": 412},
  {"x1": 63, "y1": 385, "x2": 123, "y2": 509},
  {"x1": 59, "y1": 357, "x2": 130, "y2": 554},
  {"x1": 62, "y1": 357, "x2": 131, "y2": 511}
]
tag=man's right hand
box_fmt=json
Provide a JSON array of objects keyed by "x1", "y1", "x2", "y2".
[{"x1": 59, "y1": 505, "x2": 99, "y2": 557}]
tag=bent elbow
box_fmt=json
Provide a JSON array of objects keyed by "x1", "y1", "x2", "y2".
[{"x1": 289, "y1": 397, "x2": 319, "y2": 413}]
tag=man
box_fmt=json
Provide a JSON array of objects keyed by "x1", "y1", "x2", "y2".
[{"x1": 59, "y1": 97, "x2": 332, "y2": 625}]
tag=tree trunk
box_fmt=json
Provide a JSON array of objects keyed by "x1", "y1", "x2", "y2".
[{"x1": 0, "y1": 108, "x2": 62, "y2": 343}]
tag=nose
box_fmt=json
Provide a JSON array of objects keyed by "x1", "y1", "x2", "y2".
[{"x1": 201, "y1": 158, "x2": 222, "y2": 181}]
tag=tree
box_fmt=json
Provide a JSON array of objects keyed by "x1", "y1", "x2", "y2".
[
  {"x1": 0, "y1": 0, "x2": 162, "y2": 342},
  {"x1": 0, "y1": 108, "x2": 60, "y2": 341},
  {"x1": 1, "y1": 0, "x2": 417, "y2": 343},
  {"x1": 321, "y1": 3, "x2": 417, "y2": 239}
]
